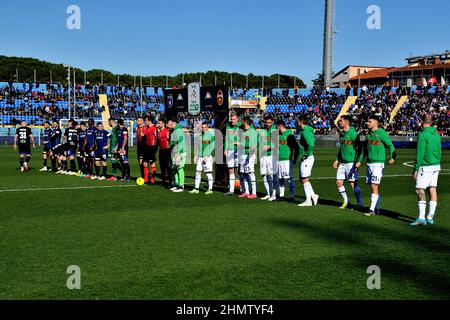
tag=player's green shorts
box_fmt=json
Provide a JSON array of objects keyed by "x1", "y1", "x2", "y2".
[
  {"x1": 109, "y1": 152, "x2": 119, "y2": 160},
  {"x1": 172, "y1": 152, "x2": 186, "y2": 169}
]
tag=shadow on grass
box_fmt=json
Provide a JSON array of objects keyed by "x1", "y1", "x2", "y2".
[{"x1": 266, "y1": 217, "x2": 450, "y2": 298}]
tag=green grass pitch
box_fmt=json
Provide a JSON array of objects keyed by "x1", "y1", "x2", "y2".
[{"x1": 0, "y1": 146, "x2": 449, "y2": 300}]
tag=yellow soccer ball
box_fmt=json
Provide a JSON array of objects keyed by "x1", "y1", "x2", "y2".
[{"x1": 136, "y1": 177, "x2": 145, "y2": 186}]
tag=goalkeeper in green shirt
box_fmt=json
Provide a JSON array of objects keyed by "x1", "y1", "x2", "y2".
[
  {"x1": 107, "y1": 118, "x2": 122, "y2": 181},
  {"x1": 410, "y1": 114, "x2": 442, "y2": 226},
  {"x1": 357, "y1": 115, "x2": 396, "y2": 216},
  {"x1": 190, "y1": 122, "x2": 215, "y2": 195},
  {"x1": 168, "y1": 117, "x2": 187, "y2": 193}
]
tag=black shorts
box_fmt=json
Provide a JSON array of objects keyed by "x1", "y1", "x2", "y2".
[
  {"x1": 143, "y1": 146, "x2": 157, "y2": 163},
  {"x1": 137, "y1": 145, "x2": 144, "y2": 160},
  {"x1": 43, "y1": 144, "x2": 51, "y2": 153},
  {"x1": 52, "y1": 146, "x2": 64, "y2": 156},
  {"x1": 18, "y1": 145, "x2": 31, "y2": 155}
]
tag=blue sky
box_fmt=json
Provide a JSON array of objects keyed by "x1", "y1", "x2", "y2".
[{"x1": 1, "y1": 0, "x2": 449, "y2": 86}]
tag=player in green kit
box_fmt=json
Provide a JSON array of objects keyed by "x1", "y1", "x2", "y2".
[
  {"x1": 410, "y1": 114, "x2": 442, "y2": 226},
  {"x1": 224, "y1": 112, "x2": 242, "y2": 195},
  {"x1": 168, "y1": 117, "x2": 187, "y2": 193},
  {"x1": 357, "y1": 115, "x2": 396, "y2": 217},
  {"x1": 297, "y1": 115, "x2": 319, "y2": 207},
  {"x1": 238, "y1": 117, "x2": 258, "y2": 199},
  {"x1": 107, "y1": 118, "x2": 122, "y2": 181},
  {"x1": 259, "y1": 115, "x2": 279, "y2": 201},
  {"x1": 333, "y1": 115, "x2": 363, "y2": 209},
  {"x1": 275, "y1": 120, "x2": 299, "y2": 202},
  {"x1": 190, "y1": 122, "x2": 215, "y2": 195}
]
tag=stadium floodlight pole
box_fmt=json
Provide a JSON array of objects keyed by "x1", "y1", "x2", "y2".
[
  {"x1": 199, "y1": 74, "x2": 202, "y2": 86},
  {"x1": 215, "y1": 75, "x2": 217, "y2": 86},
  {"x1": 117, "y1": 75, "x2": 120, "y2": 86},
  {"x1": 150, "y1": 76, "x2": 152, "y2": 87},
  {"x1": 277, "y1": 74, "x2": 280, "y2": 89},
  {"x1": 50, "y1": 70, "x2": 52, "y2": 84},
  {"x1": 33, "y1": 69, "x2": 36, "y2": 83},
  {"x1": 322, "y1": 0, "x2": 334, "y2": 88},
  {"x1": 65, "y1": 65, "x2": 71, "y2": 120},
  {"x1": 262, "y1": 75, "x2": 264, "y2": 90},
  {"x1": 181, "y1": 74, "x2": 184, "y2": 87},
  {"x1": 166, "y1": 75, "x2": 168, "y2": 87},
  {"x1": 15, "y1": 68, "x2": 18, "y2": 83},
  {"x1": 73, "y1": 70, "x2": 76, "y2": 118},
  {"x1": 84, "y1": 71, "x2": 86, "y2": 85},
  {"x1": 101, "y1": 72, "x2": 104, "y2": 85},
  {"x1": 140, "y1": 76, "x2": 143, "y2": 116},
  {"x1": 246, "y1": 74, "x2": 248, "y2": 89}
]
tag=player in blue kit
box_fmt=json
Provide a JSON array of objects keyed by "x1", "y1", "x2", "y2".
[
  {"x1": 93, "y1": 122, "x2": 110, "y2": 180},
  {"x1": 116, "y1": 119, "x2": 131, "y2": 181},
  {"x1": 50, "y1": 121, "x2": 63, "y2": 173},
  {"x1": 83, "y1": 118, "x2": 96, "y2": 178},
  {"x1": 77, "y1": 121, "x2": 88, "y2": 176},
  {"x1": 40, "y1": 121, "x2": 52, "y2": 171}
]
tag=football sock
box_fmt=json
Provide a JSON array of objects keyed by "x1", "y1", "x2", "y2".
[
  {"x1": 272, "y1": 175, "x2": 279, "y2": 196},
  {"x1": 25, "y1": 156, "x2": 30, "y2": 164},
  {"x1": 370, "y1": 194, "x2": 379, "y2": 212},
  {"x1": 354, "y1": 185, "x2": 363, "y2": 206},
  {"x1": 151, "y1": 164, "x2": 156, "y2": 184},
  {"x1": 95, "y1": 165, "x2": 100, "y2": 176},
  {"x1": 19, "y1": 157, "x2": 24, "y2": 167},
  {"x1": 206, "y1": 173, "x2": 213, "y2": 190},
  {"x1": 239, "y1": 173, "x2": 246, "y2": 193},
  {"x1": 249, "y1": 173, "x2": 257, "y2": 195},
  {"x1": 243, "y1": 174, "x2": 249, "y2": 194},
  {"x1": 289, "y1": 178, "x2": 296, "y2": 199},
  {"x1": 338, "y1": 186, "x2": 348, "y2": 203},
  {"x1": 51, "y1": 158, "x2": 56, "y2": 171},
  {"x1": 229, "y1": 173, "x2": 235, "y2": 193},
  {"x1": 418, "y1": 201, "x2": 426, "y2": 220},
  {"x1": 62, "y1": 160, "x2": 67, "y2": 171},
  {"x1": 174, "y1": 170, "x2": 179, "y2": 186},
  {"x1": 144, "y1": 166, "x2": 149, "y2": 183},
  {"x1": 111, "y1": 162, "x2": 117, "y2": 176},
  {"x1": 279, "y1": 179, "x2": 286, "y2": 198},
  {"x1": 43, "y1": 157, "x2": 47, "y2": 168},
  {"x1": 195, "y1": 171, "x2": 201, "y2": 189},
  {"x1": 428, "y1": 201, "x2": 437, "y2": 220},
  {"x1": 375, "y1": 194, "x2": 381, "y2": 212},
  {"x1": 263, "y1": 175, "x2": 271, "y2": 195},
  {"x1": 178, "y1": 168, "x2": 185, "y2": 188},
  {"x1": 303, "y1": 182, "x2": 314, "y2": 202},
  {"x1": 102, "y1": 166, "x2": 107, "y2": 177},
  {"x1": 126, "y1": 163, "x2": 131, "y2": 178},
  {"x1": 70, "y1": 159, "x2": 76, "y2": 172}
]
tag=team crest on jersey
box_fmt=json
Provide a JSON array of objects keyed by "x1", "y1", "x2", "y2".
[
  {"x1": 167, "y1": 94, "x2": 173, "y2": 108},
  {"x1": 205, "y1": 91, "x2": 212, "y2": 99},
  {"x1": 177, "y1": 94, "x2": 183, "y2": 101},
  {"x1": 217, "y1": 90, "x2": 224, "y2": 106}
]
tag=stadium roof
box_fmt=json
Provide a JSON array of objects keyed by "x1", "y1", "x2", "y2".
[{"x1": 348, "y1": 67, "x2": 396, "y2": 81}]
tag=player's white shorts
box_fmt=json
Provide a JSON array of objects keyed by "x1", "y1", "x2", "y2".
[
  {"x1": 226, "y1": 150, "x2": 239, "y2": 168},
  {"x1": 278, "y1": 160, "x2": 292, "y2": 179},
  {"x1": 336, "y1": 163, "x2": 358, "y2": 182},
  {"x1": 300, "y1": 155, "x2": 315, "y2": 178},
  {"x1": 366, "y1": 163, "x2": 384, "y2": 185},
  {"x1": 196, "y1": 156, "x2": 214, "y2": 173},
  {"x1": 416, "y1": 165, "x2": 440, "y2": 189},
  {"x1": 260, "y1": 155, "x2": 275, "y2": 175},
  {"x1": 240, "y1": 154, "x2": 255, "y2": 174}
]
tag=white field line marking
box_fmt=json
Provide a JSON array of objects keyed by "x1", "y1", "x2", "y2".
[
  {"x1": 403, "y1": 161, "x2": 450, "y2": 171},
  {"x1": 0, "y1": 185, "x2": 138, "y2": 193}
]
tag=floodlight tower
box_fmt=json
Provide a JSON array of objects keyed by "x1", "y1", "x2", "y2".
[{"x1": 322, "y1": 0, "x2": 334, "y2": 87}]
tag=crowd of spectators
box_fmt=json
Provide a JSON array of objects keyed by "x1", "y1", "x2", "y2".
[{"x1": 1, "y1": 81, "x2": 449, "y2": 136}]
